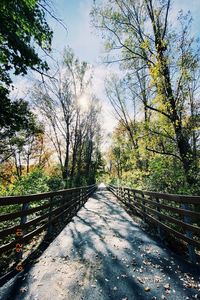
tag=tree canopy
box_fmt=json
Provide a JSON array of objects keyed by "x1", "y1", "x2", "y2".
[
  {"x1": 0, "y1": 0, "x2": 52, "y2": 85},
  {"x1": 91, "y1": 0, "x2": 200, "y2": 190},
  {"x1": 0, "y1": 0, "x2": 53, "y2": 137}
]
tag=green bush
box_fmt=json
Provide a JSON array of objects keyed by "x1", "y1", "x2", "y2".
[
  {"x1": 47, "y1": 175, "x2": 65, "y2": 191},
  {"x1": 3, "y1": 169, "x2": 50, "y2": 196},
  {"x1": 143, "y1": 156, "x2": 188, "y2": 194}
]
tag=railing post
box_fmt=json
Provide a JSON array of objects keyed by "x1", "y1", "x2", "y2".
[
  {"x1": 71, "y1": 190, "x2": 75, "y2": 214},
  {"x1": 123, "y1": 188, "x2": 126, "y2": 204},
  {"x1": 142, "y1": 192, "x2": 146, "y2": 222},
  {"x1": 121, "y1": 187, "x2": 124, "y2": 202},
  {"x1": 73, "y1": 189, "x2": 77, "y2": 213},
  {"x1": 60, "y1": 192, "x2": 66, "y2": 224},
  {"x1": 79, "y1": 188, "x2": 82, "y2": 208},
  {"x1": 76, "y1": 189, "x2": 80, "y2": 212},
  {"x1": 77, "y1": 188, "x2": 80, "y2": 209},
  {"x1": 80, "y1": 188, "x2": 84, "y2": 206},
  {"x1": 16, "y1": 202, "x2": 29, "y2": 271},
  {"x1": 133, "y1": 191, "x2": 136, "y2": 205},
  {"x1": 47, "y1": 196, "x2": 53, "y2": 237},
  {"x1": 17, "y1": 203, "x2": 28, "y2": 258},
  {"x1": 181, "y1": 202, "x2": 196, "y2": 263},
  {"x1": 127, "y1": 189, "x2": 130, "y2": 208},
  {"x1": 85, "y1": 186, "x2": 87, "y2": 202},
  {"x1": 155, "y1": 197, "x2": 163, "y2": 240},
  {"x1": 120, "y1": 187, "x2": 122, "y2": 200}
]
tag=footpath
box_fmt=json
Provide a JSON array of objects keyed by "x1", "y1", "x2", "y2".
[{"x1": 1, "y1": 186, "x2": 200, "y2": 300}]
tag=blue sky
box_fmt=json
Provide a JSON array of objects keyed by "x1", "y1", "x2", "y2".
[
  {"x1": 49, "y1": 0, "x2": 200, "y2": 63},
  {"x1": 49, "y1": 0, "x2": 103, "y2": 63},
  {"x1": 12, "y1": 0, "x2": 200, "y2": 136}
]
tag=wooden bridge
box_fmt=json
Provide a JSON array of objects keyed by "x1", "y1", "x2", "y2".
[{"x1": 0, "y1": 184, "x2": 200, "y2": 299}]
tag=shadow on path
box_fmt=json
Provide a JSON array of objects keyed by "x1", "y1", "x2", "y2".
[{"x1": 1, "y1": 186, "x2": 200, "y2": 300}]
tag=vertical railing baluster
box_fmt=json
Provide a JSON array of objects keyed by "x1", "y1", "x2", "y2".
[
  {"x1": 142, "y1": 192, "x2": 146, "y2": 223},
  {"x1": 133, "y1": 191, "x2": 136, "y2": 208},
  {"x1": 16, "y1": 202, "x2": 29, "y2": 271},
  {"x1": 47, "y1": 196, "x2": 53, "y2": 237},
  {"x1": 127, "y1": 189, "x2": 130, "y2": 206},
  {"x1": 155, "y1": 197, "x2": 162, "y2": 239},
  {"x1": 181, "y1": 202, "x2": 196, "y2": 263}
]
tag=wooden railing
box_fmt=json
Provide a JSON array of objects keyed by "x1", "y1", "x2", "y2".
[
  {"x1": 108, "y1": 184, "x2": 200, "y2": 263},
  {"x1": 0, "y1": 184, "x2": 97, "y2": 284}
]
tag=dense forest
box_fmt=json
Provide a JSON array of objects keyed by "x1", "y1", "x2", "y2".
[
  {"x1": 92, "y1": 0, "x2": 200, "y2": 195},
  {"x1": 0, "y1": 0, "x2": 104, "y2": 196},
  {"x1": 0, "y1": 0, "x2": 199, "y2": 196}
]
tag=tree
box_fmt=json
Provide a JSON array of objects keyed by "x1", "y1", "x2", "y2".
[
  {"x1": 0, "y1": 0, "x2": 53, "y2": 136},
  {"x1": 33, "y1": 48, "x2": 102, "y2": 187},
  {"x1": 92, "y1": 0, "x2": 200, "y2": 187},
  {"x1": 0, "y1": 107, "x2": 50, "y2": 183},
  {"x1": 0, "y1": 97, "x2": 34, "y2": 139},
  {"x1": 0, "y1": 0, "x2": 52, "y2": 85},
  {"x1": 105, "y1": 74, "x2": 149, "y2": 170}
]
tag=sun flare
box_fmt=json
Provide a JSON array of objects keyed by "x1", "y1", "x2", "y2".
[{"x1": 78, "y1": 94, "x2": 89, "y2": 111}]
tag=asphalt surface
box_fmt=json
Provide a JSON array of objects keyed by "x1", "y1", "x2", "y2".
[{"x1": 1, "y1": 185, "x2": 200, "y2": 300}]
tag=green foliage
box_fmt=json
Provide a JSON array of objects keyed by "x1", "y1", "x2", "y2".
[
  {"x1": 0, "y1": 99, "x2": 44, "y2": 175},
  {"x1": 0, "y1": 89, "x2": 33, "y2": 133},
  {"x1": 0, "y1": 0, "x2": 52, "y2": 85},
  {"x1": 0, "y1": 168, "x2": 71, "y2": 196},
  {"x1": 92, "y1": 0, "x2": 200, "y2": 191},
  {"x1": 143, "y1": 156, "x2": 189, "y2": 194},
  {"x1": 33, "y1": 49, "x2": 102, "y2": 188},
  {"x1": 6, "y1": 168, "x2": 50, "y2": 196},
  {"x1": 47, "y1": 175, "x2": 65, "y2": 191},
  {"x1": 0, "y1": 96, "x2": 41, "y2": 137},
  {"x1": 106, "y1": 120, "x2": 200, "y2": 195},
  {"x1": 0, "y1": 0, "x2": 52, "y2": 143}
]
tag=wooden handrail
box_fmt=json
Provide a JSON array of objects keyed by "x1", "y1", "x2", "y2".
[
  {"x1": 0, "y1": 184, "x2": 96, "y2": 205},
  {"x1": 0, "y1": 184, "x2": 97, "y2": 283},
  {"x1": 108, "y1": 184, "x2": 200, "y2": 263}
]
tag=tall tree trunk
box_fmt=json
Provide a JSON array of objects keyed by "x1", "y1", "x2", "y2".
[
  {"x1": 155, "y1": 37, "x2": 195, "y2": 185},
  {"x1": 63, "y1": 120, "x2": 70, "y2": 186}
]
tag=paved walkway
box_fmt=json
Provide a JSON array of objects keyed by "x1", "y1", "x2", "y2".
[{"x1": 1, "y1": 186, "x2": 200, "y2": 300}]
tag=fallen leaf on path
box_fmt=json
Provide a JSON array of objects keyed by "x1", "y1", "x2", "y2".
[
  {"x1": 139, "y1": 268, "x2": 143, "y2": 273},
  {"x1": 143, "y1": 260, "x2": 151, "y2": 266},
  {"x1": 164, "y1": 283, "x2": 170, "y2": 290},
  {"x1": 137, "y1": 277, "x2": 145, "y2": 284},
  {"x1": 112, "y1": 256, "x2": 117, "y2": 260},
  {"x1": 78, "y1": 282, "x2": 84, "y2": 286},
  {"x1": 154, "y1": 276, "x2": 162, "y2": 283},
  {"x1": 19, "y1": 287, "x2": 27, "y2": 293}
]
